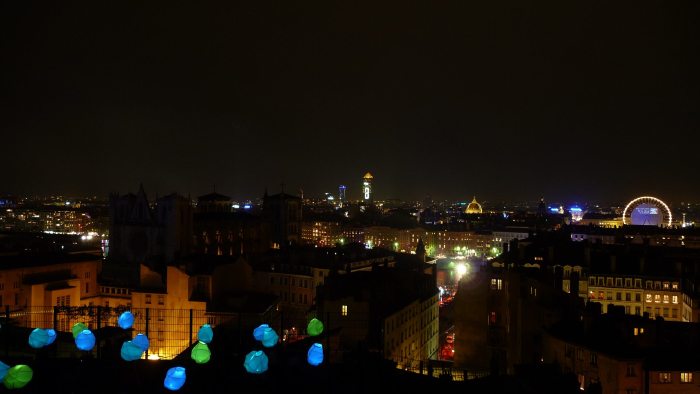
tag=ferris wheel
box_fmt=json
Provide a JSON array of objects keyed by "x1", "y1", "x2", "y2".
[{"x1": 622, "y1": 196, "x2": 672, "y2": 227}]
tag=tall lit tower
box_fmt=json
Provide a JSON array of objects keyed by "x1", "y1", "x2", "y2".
[
  {"x1": 338, "y1": 185, "x2": 347, "y2": 202},
  {"x1": 362, "y1": 172, "x2": 373, "y2": 203}
]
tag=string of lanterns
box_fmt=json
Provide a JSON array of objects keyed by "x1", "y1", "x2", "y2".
[{"x1": 4, "y1": 311, "x2": 326, "y2": 390}]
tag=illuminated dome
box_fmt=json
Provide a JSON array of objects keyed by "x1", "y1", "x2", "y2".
[
  {"x1": 465, "y1": 196, "x2": 483, "y2": 214},
  {"x1": 363, "y1": 172, "x2": 373, "y2": 179}
]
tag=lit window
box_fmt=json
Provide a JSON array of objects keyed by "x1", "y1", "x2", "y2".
[
  {"x1": 654, "y1": 294, "x2": 661, "y2": 303},
  {"x1": 341, "y1": 305, "x2": 348, "y2": 316},
  {"x1": 663, "y1": 282, "x2": 670, "y2": 290},
  {"x1": 646, "y1": 294, "x2": 652, "y2": 302},
  {"x1": 489, "y1": 311, "x2": 497, "y2": 325},
  {"x1": 659, "y1": 372, "x2": 671, "y2": 383},
  {"x1": 681, "y1": 372, "x2": 693, "y2": 383},
  {"x1": 672, "y1": 283, "x2": 679, "y2": 290},
  {"x1": 663, "y1": 295, "x2": 669, "y2": 304},
  {"x1": 672, "y1": 296, "x2": 678, "y2": 304}
]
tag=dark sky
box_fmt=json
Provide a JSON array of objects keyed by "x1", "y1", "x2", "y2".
[{"x1": 2, "y1": 1, "x2": 699, "y2": 203}]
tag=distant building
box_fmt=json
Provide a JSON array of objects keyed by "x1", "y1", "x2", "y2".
[
  {"x1": 338, "y1": 185, "x2": 347, "y2": 204},
  {"x1": 453, "y1": 264, "x2": 581, "y2": 375},
  {"x1": 107, "y1": 185, "x2": 192, "y2": 279},
  {"x1": 544, "y1": 308, "x2": 700, "y2": 393},
  {"x1": 262, "y1": 191, "x2": 302, "y2": 248},
  {"x1": 316, "y1": 260, "x2": 439, "y2": 368},
  {"x1": 253, "y1": 245, "x2": 397, "y2": 328},
  {"x1": 0, "y1": 253, "x2": 101, "y2": 318},
  {"x1": 193, "y1": 192, "x2": 267, "y2": 258}
]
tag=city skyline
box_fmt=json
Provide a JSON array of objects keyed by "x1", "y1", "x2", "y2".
[{"x1": 3, "y1": 2, "x2": 699, "y2": 201}]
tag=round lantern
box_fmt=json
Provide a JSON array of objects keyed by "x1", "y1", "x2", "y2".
[
  {"x1": 72, "y1": 322, "x2": 88, "y2": 339},
  {"x1": 3, "y1": 365, "x2": 33, "y2": 389},
  {"x1": 46, "y1": 329, "x2": 57, "y2": 345},
  {"x1": 253, "y1": 324, "x2": 269, "y2": 341},
  {"x1": 120, "y1": 341, "x2": 144, "y2": 361},
  {"x1": 28, "y1": 328, "x2": 50, "y2": 349},
  {"x1": 307, "y1": 318, "x2": 324, "y2": 336},
  {"x1": 190, "y1": 341, "x2": 211, "y2": 364},
  {"x1": 307, "y1": 343, "x2": 324, "y2": 366},
  {"x1": 118, "y1": 311, "x2": 135, "y2": 330},
  {"x1": 0, "y1": 360, "x2": 10, "y2": 382},
  {"x1": 243, "y1": 350, "x2": 268, "y2": 374},
  {"x1": 261, "y1": 327, "x2": 278, "y2": 348},
  {"x1": 197, "y1": 324, "x2": 213, "y2": 344},
  {"x1": 75, "y1": 329, "x2": 96, "y2": 351},
  {"x1": 132, "y1": 333, "x2": 150, "y2": 352},
  {"x1": 163, "y1": 366, "x2": 186, "y2": 391}
]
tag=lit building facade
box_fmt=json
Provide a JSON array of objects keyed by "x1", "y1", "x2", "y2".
[
  {"x1": 586, "y1": 276, "x2": 692, "y2": 322},
  {"x1": 301, "y1": 220, "x2": 344, "y2": 247}
]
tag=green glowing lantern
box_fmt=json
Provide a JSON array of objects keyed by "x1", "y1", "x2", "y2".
[
  {"x1": 307, "y1": 318, "x2": 324, "y2": 336},
  {"x1": 3, "y1": 365, "x2": 33, "y2": 389},
  {"x1": 72, "y1": 322, "x2": 88, "y2": 339},
  {"x1": 190, "y1": 341, "x2": 211, "y2": 364}
]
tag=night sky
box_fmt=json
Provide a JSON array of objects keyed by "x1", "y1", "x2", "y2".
[{"x1": 2, "y1": 1, "x2": 699, "y2": 203}]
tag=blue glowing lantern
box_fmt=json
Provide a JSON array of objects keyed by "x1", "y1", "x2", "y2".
[
  {"x1": 28, "y1": 328, "x2": 50, "y2": 349},
  {"x1": 120, "y1": 341, "x2": 144, "y2": 361},
  {"x1": 75, "y1": 329, "x2": 96, "y2": 351},
  {"x1": 118, "y1": 311, "x2": 135, "y2": 330},
  {"x1": 46, "y1": 329, "x2": 57, "y2": 345},
  {"x1": 307, "y1": 343, "x2": 324, "y2": 366},
  {"x1": 243, "y1": 350, "x2": 269, "y2": 374},
  {"x1": 132, "y1": 333, "x2": 150, "y2": 352},
  {"x1": 261, "y1": 327, "x2": 278, "y2": 348},
  {"x1": 0, "y1": 360, "x2": 10, "y2": 382},
  {"x1": 163, "y1": 366, "x2": 186, "y2": 391},
  {"x1": 197, "y1": 324, "x2": 213, "y2": 344},
  {"x1": 253, "y1": 324, "x2": 269, "y2": 341}
]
